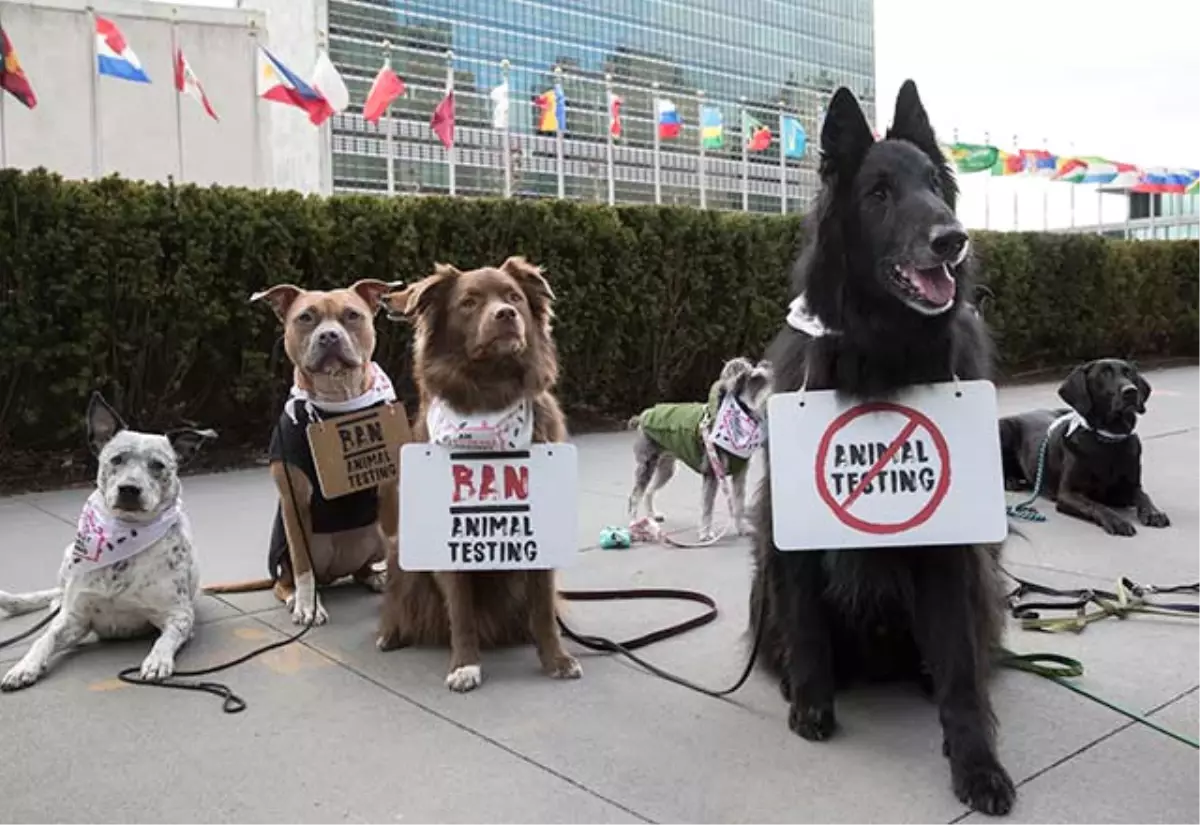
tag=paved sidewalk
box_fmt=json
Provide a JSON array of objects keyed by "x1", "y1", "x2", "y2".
[{"x1": 0, "y1": 368, "x2": 1196, "y2": 823}]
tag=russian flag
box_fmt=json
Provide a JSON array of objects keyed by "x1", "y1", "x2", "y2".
[
  {"x1": 256, "y1": 46, "x2": 329, "y2": 123},
  {"x1": 1134, "y1": 167, "x2": 1200, "y2": 194},
  {"x1": 656, "y1": 98, "x2": 681, "y2": 139},
  {"x1": 95, "y1": 15, "x2": 149, "y2": 84}
]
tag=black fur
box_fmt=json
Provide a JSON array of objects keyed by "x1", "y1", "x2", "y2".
[
  {"x1": 749, "y1": 81, "x2": 1015, "y2": 816},
  {"x1": 999, "y1": 358, "x2": 1168, "y2": 536}
]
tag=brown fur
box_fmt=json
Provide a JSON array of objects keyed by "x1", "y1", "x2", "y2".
[
  {"x1": 250, "y1": 279, "x2": 400, "y2": 624},
  {"x1": 376, "y1": 257, "x2": 580, "y2": 689}
]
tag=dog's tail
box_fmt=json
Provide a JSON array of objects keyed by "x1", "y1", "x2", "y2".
[
  {"x1": 0, "y1": 588, "x2": 60, "y2": 617},
  {"x1": 626, "y1": 412, "x2": 643, "y2": 430},
  {"x1": 202, "y1": 578, "x2": 275, "y2": 595}
]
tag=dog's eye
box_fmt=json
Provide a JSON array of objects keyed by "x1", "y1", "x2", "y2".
[
  {"x1": 460, "y1": 297, "x2": 477, "y2": 311},
  {"x1": 343, "y1": 309, "x2": 363, "y2": 324},
  {"x1": 296, "y1": 310, "x2": 316, "y2": 324},
  {"x1": 868, "y1": 182, "x2": 889, "y2": 202},
  {"x1": 507, "y1": 290, "x2": 523, "y2": 304},
  {"x1": 148, "y1": 459, "x2": 166, "y2": 474},
  {"x1": 110, "y1": 454, "x2": 124, "y2": 467}
]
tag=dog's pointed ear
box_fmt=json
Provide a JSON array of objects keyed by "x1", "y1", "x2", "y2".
[
  {"x1": 500, "y1": 256, "x2": 555, "y2": 318},
  {"x1": 820, "y1": 87, "x2": 875, "y2": 180},
  {"x1": 250, "y1": 284, "x2": 304, "y2": 322},
  {"x1": 720, "y1": 357, "x2": 753, "y2": 382},
  {"x1": 887, "y1": 79, "x2": 958, "y2": 209},
  {"x1": 87, "y1": 392, "x2": 127, "y2": 455},
  {"x1": 1058, "y1": 363, "x2": 1093, "y2": 418},
  {"x1": 1133, "y1": 369, "x2": 1151, "y2": 414},
  {"x1": 384, "y1": 264, "x2": 460, "y2": 321},
  {"x1": 167, "y1": 428, "x2": 218, "y2": 464},
  {"x1": 350, "y1": 279, "x2": 403, "y2": 315}
]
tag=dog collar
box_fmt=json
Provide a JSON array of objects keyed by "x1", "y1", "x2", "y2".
[
  {"x1": 285, "y1": 361, "x2": 397, "y2": 424},
  {"x1": 70, "y1": 491, "x2": 184, "y2": 576},
  {"x1": 426, "y1": 397, "x2": 534, "y2": 452},
  {"x1": 1056, "y1": 410, "x2": 1132, "y2": 443},
  {"x1": 785, "y1": 293, "x2": 838, "y2": 338}
]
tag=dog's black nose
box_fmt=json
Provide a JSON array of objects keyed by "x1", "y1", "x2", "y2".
[
  {"x1": 495, "y1": 305, "x2": 517, "y2": 321},
  {"x1": 317, "y1": 330, "x2": 341, "y2": 347},
  {"x1": 117, "y1": 484, "x2": 141, "y2": 501},
  {"x1": 930, "y1": 226, "x2": 969, "y2": 261},
  {"x1": 1121, "y1": 385, "x2": 1139, "y2": 405}
]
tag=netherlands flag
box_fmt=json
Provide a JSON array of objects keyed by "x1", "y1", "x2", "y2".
[
  {"x1": 95, "y1": 15, "x2": 149, "y2": 84},
  {"x1": 656, "y1": 98, "x2": 681, "y2": 139},
  {"x1": 256, "y1": 46, "x2": 329, "y2": 123}
]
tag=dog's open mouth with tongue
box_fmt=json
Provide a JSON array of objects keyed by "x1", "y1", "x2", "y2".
[{"x1": 889, "y1": 262, "x2": 957, "y2": 315}]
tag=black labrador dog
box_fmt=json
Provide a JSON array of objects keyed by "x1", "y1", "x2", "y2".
[
  {"x1": 999, "y1": 358, "x2": 1169, "y2": 536},
  {"x1": 751, "y1": 81, "x2": 1014, "y2": 815}
]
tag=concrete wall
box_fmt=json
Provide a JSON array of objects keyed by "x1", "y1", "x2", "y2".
[{"x1": 0, "y1": 0, "x2": 326, "y2": 194}]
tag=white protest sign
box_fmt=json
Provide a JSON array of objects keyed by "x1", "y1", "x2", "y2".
[
  {"x1": 767, "y1": 380, "x2": 1007, "y2": 551},
  {"x1": 399, "y1": 443, "x2": 578, "y2": 571}
]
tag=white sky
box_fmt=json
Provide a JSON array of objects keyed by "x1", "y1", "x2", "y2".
[{"x1": 162, "y1": 0, "x2": 1199, "y2": 228}]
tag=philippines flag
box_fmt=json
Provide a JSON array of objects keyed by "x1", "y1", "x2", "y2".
[
  {"x1": 256, "y1": 46, "x2": 329, "y2": 123},
  {"x1": 174, "y1": 48, "x2": 218, "y2": 121},
  {"x1": 95, "y1": 15, "x2": 149, "y2": 83},
  {"x1": 656, "y1": 98, "x2": 681, "y2": 139}
]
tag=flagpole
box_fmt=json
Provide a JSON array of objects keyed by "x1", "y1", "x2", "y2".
[
  {"x1": 697, "y1": 89, "x2": 706, "y2": 210},
  {"x1": 88, "y1": 5, "x2": 102, "y2": 178},
  {"x1": 445, "y1": 50, "x2": 455, "y2": 197},
  {"x1": 316, "y1": 30, "x2": 331, "y2": 196},
  {"x1": 501, "y1": 59, "x2": 512, "y2": 199},
  {"x1": 1042, "y1": 136, "x2": 1049, "y2": 231},
  {"x1": 554, "y1": 65, "x2": 564, "y2": 200},
  {"x1": 778, "y1": 99, "x2": 787, "y2": 215},
  {"x1": 651, "y1": 81, "x2": 661, "y2": 205},
  {"x1": 383, "y1": 40, "x2": 395, "y2": 197},
  {"x1": 605, "y1": 73, "x2": 615, "y2": 206},
  {"x1": 171, "y1": 15, "x2": 185, "y2": 183},
  {"x1": 249, "y1": 21, "x2": 263, "y2": 187},
  {"x1": 1012, "y1": 134, "x2": 1019, "y2": 230},
  {"x1": 1096, "y1": 184, "x2": 1103, "y2": 235},
  {"x1": 740, "y1": 97, "x2": 748, "y2": 213},
  {"x1": 983, "y1": 130, "x2": 991, "y2": 230}
]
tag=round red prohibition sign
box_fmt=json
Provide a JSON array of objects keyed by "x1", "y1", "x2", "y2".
[{"x1": 814, "y1": 402, "x2": 951, "y2": 535}]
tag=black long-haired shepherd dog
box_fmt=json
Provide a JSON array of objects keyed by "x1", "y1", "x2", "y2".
[{"x1": 749, "y1": 80, "x2": 1015, "y2": 815}]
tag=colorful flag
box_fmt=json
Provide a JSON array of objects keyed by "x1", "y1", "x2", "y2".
[
  {"x1": 700, "y1": 105, "x2": 723, "y2": 149},
  {"x1": 1018, "y1": 149, "x2": 1057, "y2": 177},
  {"x1": 489, "y1": 81, "x2": 509, "y2": 129},
  {"x1": 656, "y1": 98, "x2": 681, "y2": 139},
  {"x1": 1074, "y1": 156, "x2": 1138, "y2": 185},
  {"x1": 174, "y1": 48, "x2": 218, "y2": 121},
  {"x1": 1187, "y1": 177, "x2": 1200, "y2": 195},
  {"x1": 0, "y1": 25, "x2": 36, "y2": 109},
  {"x1": 990, "y1": 150, "x2": 1024, "y2": 176},
  {"x1": 1134, "y1": 167, "x2": 1200, "y2": 194},
  {"x1": 1052, "y1": 157, "x2": 1088, "y2": 183},
  {"x1": 257, "y1": 47, "x2": 329, "y2": 122},
  {"x1": 534, "y1": 83, "x2": 566, "y2": 133},
  {"x1": 948, "y1": 143, "x2": 999, "y2": 174},
  {"x1": 431, "y1": 91, "x2": 454, "y2": 148},
  {"x1": 309, "y1": 48, "x2": 348, "y2": 126},
  {"x1": 95, "y1": 15, "x2": 149, "y2": 84},
  {"x1": 362, "y1": 59, "x2": 405, "y2": 124},
  {"x1": 743, "y1": 111, "x2": 770, "y2": 151},
  {"x1": 608, "y1": 91, "x2": 622, "y2": 140},
  {"x1": 781, "y1": 115, "x2": 806, "y2": 158}
]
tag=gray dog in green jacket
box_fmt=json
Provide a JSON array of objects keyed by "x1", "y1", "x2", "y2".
[{"x1": 627, "y1": 357, "x2": 773, "y2": 540}]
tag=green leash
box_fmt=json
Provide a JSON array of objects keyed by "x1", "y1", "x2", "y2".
[
  {"x1": 1004, "y1": 417, "x2": 1063, "y2": 522},
  {"x1": 997, "y1": 649, "x2": 1199, "y2": 749}
]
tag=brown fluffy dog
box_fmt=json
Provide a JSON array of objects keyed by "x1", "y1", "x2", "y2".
[{"x1": 376, "y1": 256, "x2": 581, "y2": 692}]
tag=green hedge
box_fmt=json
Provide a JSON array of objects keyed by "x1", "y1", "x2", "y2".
[{"x1": 0, "y1": 169, "x2": 1196, "y2": 489}]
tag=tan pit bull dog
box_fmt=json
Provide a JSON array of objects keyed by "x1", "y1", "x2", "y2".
[{"x1": 249, "y1": 279, "x2": 403, "y2": 625}]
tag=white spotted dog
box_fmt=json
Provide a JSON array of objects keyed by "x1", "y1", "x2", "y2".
[
  {"x1": 627, "y1": 357, "x2": 773, "y2": 540},
  {"x1": 0, "y1": 392, "x2": 216, "y2": 691}
]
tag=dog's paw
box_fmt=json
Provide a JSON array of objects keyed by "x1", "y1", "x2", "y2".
[
  {"x1": 1137, "y1": 507, "x2": 1170, "y2": 528},
  {"x1": 787, "y1": 702, "x2": 837, "y2": 741},
  {"x1": 651, "y1": 511, "x2": 666, "y2": 523},
  {"x1": 952, "y1": 758, "x2": 1016, "y2": 816},
  {"x1": 1, "y1": 662, "x2": 43, "y2": 692},
  {"x1": 139, "y1": 650, "x2": 176, "y2": 682},
  {"x1": 697, "y1": 526, "x2": 716, "y2": 542},
  {"x1": 735, "y1": 519, "x2": 752, "y2": 537},
  {"x1": 544, "y1": 653, "x2": 582, "y2": 680},
  {"x1": 358, "y1": 570, "x2": 388, "y2": 593},
  {"x1": 1101, "y1": 516, "x2": 1137, "y2": 537},
  {"x1": 290, "y1": 595, "x2": 328, "y2": 626},
  {"x1": 446, "y1": 664, "x2": 483, "y2": 692}
]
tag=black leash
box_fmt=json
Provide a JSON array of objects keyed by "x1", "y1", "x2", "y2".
[{"x1": 0, "y1": 607, "x2": 60, "y2": 651}]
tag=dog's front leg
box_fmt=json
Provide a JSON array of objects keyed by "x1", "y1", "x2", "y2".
[
  {"x1": 434, "y1": 572, "x2": 483, "y2": 692},
  {"x1": 1, "y1": 611, "x2": 90, "y2": 691},
  {"x1": 1056, "y1": 487, "x2": 1135, "y2": 536},
  {"x1": 1133, "y1": 488, "x2": 1170, "y2": 528},
  {"x1": 776, "y1": 553, "x2": 837, "y2": 740},
  {"x1": 272, "y1": 463, "x2": 329, "y2": 625},
  {"x1": 527, "y1": 571, "x2": 581, "y2": 680},
  {"x1": 731, "y1": 472, "x2": 749, "y2": 536},
  {"x1": 140, "y1": 607, "x2": 195, "y2": 681},
  {"x1": 698, "y1": 472, "x2": 719, "y2": 541},
  {"x1": 910, "y1": 553, "x2": 1015, "y2": 816}
]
